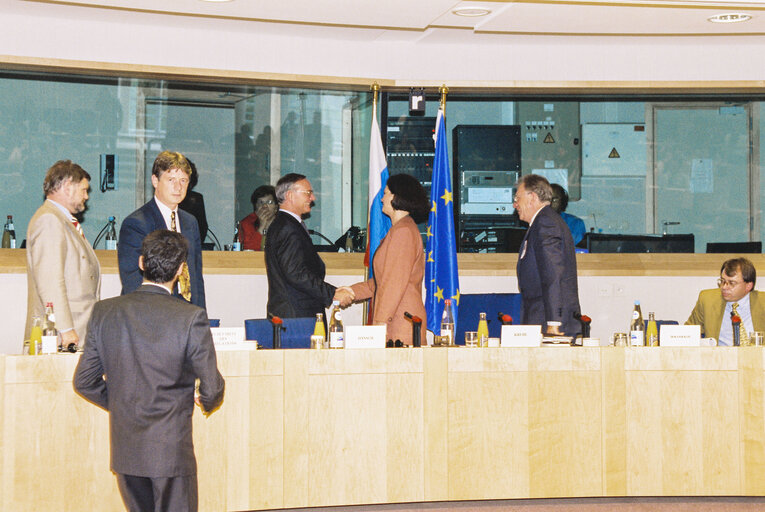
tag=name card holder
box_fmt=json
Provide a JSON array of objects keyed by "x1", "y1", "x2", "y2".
[
  {"x1": 212, "y1": 327, "x2": 257, "y2": 351},
  {"x1": 659, "y1": 325, "x2": 701, "y2": 347},
  {"x1": 501, "y1": 325, "x2": 542, "y2": 347},
  {"x1": 345, "y1": 325, "x2": 387, "y2": 349}
]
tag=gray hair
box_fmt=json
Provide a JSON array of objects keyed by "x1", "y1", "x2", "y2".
[
  {"x1": 518, "y1": 174, "x2": 553, "y2": 203},
  {"x1": 275, "y1": 173, "x2": 306, "y2": 204}
]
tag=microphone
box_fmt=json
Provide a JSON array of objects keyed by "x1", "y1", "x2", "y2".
[
  {"x1": 497, "y1": 312, "x2": 513, "y2": 325},
  {"x1": 92, "y1": 215, "x2": 117, "y2": 249},
  {"x1": 308, "y1": 229, "x2": 339, "y2": 251},
  {"x1": 404, "y1": 312, "x2": 422, "y2": 347},
  {"x1": 268, "y1": 314, "x2": 284, "y2": 349},
  {"x1": 731, "y1": 313, "x2": 742, "y2": 346}
]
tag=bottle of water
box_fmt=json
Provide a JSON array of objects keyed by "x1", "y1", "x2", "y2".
[
  {"x1": 232, "y1": 222, "x2": 241, "y2": 251},
  {"x1": 41, "y1": 302, "x2": 59, "y2": 353},
  {"x1": 105, "y1": 216, "x2": 117, "y2": 250},
  {"x1": 328, "y1": 301, "x2": 344, "y2": 349},
  {"x1": 629, "y1": 300, "x2": 644, "y2": 347},
  {"x1": 440, "y1": 299, "x2": 455, "y2": 346},
  {"x1": 2, "y1": 215, "x2": 15, "y2": 249}
]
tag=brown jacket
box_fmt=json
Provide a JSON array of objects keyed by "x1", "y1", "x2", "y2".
[{"x1": 352, "y1": 216, "x2": 426, "y2": 345}]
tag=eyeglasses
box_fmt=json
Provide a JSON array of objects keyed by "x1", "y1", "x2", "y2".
[
  {"x1": 292, "y1": 188, "x2": 314, "y2": 197},
  {"x1": 718, "y1": 278, "x2": 741, "y2": 289},
  {"x1": 256, "y1": 199, "x2": 275, "y2": 206}
]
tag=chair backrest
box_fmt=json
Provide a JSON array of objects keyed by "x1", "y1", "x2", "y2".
[
  {"x1": 244, "y1": 317, "x2": 315, "y2": 349},
  {"x1": 455, "y1": 293, "x2": 522, "y2": 346},
  {"x1": 706, "y1": 241, "x2": 762, "y2": 254}
]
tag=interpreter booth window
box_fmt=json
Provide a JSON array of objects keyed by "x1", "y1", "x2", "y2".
[
  {"x1": 383, "y1": 95, "x2": 763, "y2": 254},
  {"x1": 0, "y1": 69, "x2": 372, "y2": 250}
]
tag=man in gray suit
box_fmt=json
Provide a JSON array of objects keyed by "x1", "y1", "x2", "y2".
[
  {"x1": 26, "y1": 160, "x2": 101, "y2": 347},
  {"x1": 74, "y1": 229, "x2": 225, "y2": 512}
]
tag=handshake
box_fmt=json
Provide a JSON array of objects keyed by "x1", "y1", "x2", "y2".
[{"x1": 333, "y1": 286, "x2": 355, "y2": 308}]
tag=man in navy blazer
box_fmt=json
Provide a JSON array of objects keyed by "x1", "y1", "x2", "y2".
[
  {"x1": 265, "y1": 173, "x2": 352, "y2": 319},
  {"x1": 515, "y1": 174, "x2": 581, "y2": 337},
  {"x1": 118, "y1": 151, "x2": 206, "y2": 309},
  {"x1": 75, "y1": 229, "x2": 224, "y2": 512}
]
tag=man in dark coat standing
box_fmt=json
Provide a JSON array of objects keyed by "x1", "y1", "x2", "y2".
[
  {"x1": 264, "y1": 173, "x2": 352, "y2": 318},
  {"x1": 74, "y1": 229, "x2": 225, "y2": 512},
  {"x1": 515, "y1": 174, "x2": 582, "y2": 337}
]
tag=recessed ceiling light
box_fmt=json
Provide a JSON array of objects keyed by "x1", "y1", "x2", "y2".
[
  {"x1": 452, "y1": 7, "x2": 491, "y2": 17},
  {"x1": 707, "y1": 13, "x2": 752, "y2": 23}
]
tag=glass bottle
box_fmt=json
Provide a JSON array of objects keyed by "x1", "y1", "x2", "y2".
[
  {"x1": 232, "y1": 222, "x2": 241, "y2": 251},
  {"x1": 477, "y1": 312, "x2": 489, "y2": 347},
  {"x1": 314, "y1": 313, "x2": 326, "y2": 344},
  {"x1": 105, "y1": 216, "x2": 117, "y2": 250},
  {"x1": 629, "y1": 300, "x2": 644, "y2": 347},
  {"x1": 29, "y1": 315, "x2": 43, "y2": 355},
  {"x1": 2, "y1": 214, "x2": 15, "y2": 249},
  {"x1": 328, "y1": 301, "x2": 344, "y2": 349},
  {"x1": 646, "y1": 312, "x2": 659, "y2": 347},
  {"x1": 42, "y1": 302, "x2": 58, "y2": 353},
  {"x1": 440, "y1": 299, "x2": 455, "y2": 346}
]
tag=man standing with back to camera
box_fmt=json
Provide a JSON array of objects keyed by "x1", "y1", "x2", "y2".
[
  {"x1": 514, "y1": 174, "x2": 582, "y2": 337},
  {"x1": 118, "y1": 151, "x2": 206, "y2": 309},
  {"x1": 74, "y1": 229, "x2": 224, "y2": 512}
]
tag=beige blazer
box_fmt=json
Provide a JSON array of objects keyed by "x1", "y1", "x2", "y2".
[
  {"x1": 351, "y1": 216, "x2": 426, "y2": 345},
  {"x1": 686, "y1": 288, "x2": 765, "y2": 340},
  {"x1": 25, "y1": 200, "x2": 101, "y2": 341}
]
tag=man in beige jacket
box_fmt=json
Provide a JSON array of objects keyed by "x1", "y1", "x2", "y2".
[{"x1": 25, "y1": 160, "x2": 101, "y2": 348}]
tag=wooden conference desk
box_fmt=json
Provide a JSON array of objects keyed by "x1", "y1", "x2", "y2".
[{"x1": 2, "y1": 347, "x2": 764, "y2": 511}]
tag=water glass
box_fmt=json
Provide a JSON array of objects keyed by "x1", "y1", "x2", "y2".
[
  {"x1": 464, "y1": 331, "x2": 479, "y2": 348},
  {"x1": 612, "y1": 332, "x2": 628, "y2": 347},
  {"x1": 750, "y1": 331, "x2": 764, "y2": 346}
]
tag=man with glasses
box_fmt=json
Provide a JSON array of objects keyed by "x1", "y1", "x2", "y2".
[
  {"x1": 514, "y1": 174, "x2": 582, "y2": 337},
  {"x1": 265, "y1": 173, "x2": 352, "y2": 320},
  {"x1": 686, "y1": 257, "x2": 765, "y2": 344}
]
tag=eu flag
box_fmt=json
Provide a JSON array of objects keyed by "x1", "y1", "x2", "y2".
[{"x1": 425, "y1": 109, "x2": 460, "y2": 335}]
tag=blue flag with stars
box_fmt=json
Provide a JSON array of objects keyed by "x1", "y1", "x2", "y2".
[{"x1": 425, "y1": 109, "x2": 460, "y2": 335}]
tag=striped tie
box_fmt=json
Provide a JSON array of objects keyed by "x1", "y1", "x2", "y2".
[
  {"x1": 732, "y1": 302, "x2": 751, "y2": 346},
  {"x1": 170, "y1": 211, "x2": 192, "y2": 302},
  {"x1": 72, "y1": 219, "x2": 84, "y2": 237}
]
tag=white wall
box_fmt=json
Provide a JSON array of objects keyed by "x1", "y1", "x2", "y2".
[{"x1": 3, "y1": 1, "x2": 765, "y2": 83}]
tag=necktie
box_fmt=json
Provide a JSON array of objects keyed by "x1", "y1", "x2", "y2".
[
  {"x1": 732, "y1": 302, "x2": 751, "y2": 346},
  {"x1": 170, "y1": 211, "x2": 192, "y2": 302},
  {"x1": 72, "y1": 219, "x2": 84, "y2": 238}
]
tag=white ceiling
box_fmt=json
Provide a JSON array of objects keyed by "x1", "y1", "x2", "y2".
[{"x1": 26, "y1": 0, "x2": 765, "y2": 35}]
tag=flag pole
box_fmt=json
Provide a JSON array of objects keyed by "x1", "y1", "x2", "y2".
[
  {"x1": 363, "y1": 81, "x2": 381, "y2": 325},
  {"x1": 439, "y1": 84, "x2": 449, "y2": 113}
]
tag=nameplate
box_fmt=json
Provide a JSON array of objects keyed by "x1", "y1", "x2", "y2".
[
  {"x1": 501, "y1": 325, "x2": 542, "y2": 347},
  {"x1": 212, "y1": 327, "x2": 257, "y2": 350},
  {"x1": 345, "y1": 325, "x2": 387, "y2": 349},
  {"x1": 660, "y1": 325, "x2": 701, "y2": 347}
]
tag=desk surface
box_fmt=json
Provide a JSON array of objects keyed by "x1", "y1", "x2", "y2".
[
  {"x1": 2, "y1": 347, "x2": 765, "y2": 511},
  {"x1": 1, "y1": 249, "x2": 762, "y2": 276}
]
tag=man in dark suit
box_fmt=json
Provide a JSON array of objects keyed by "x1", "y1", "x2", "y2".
[
  {"x1": 515, "y1": 174, "x2": 582, "y2": 337},
  {"x1": 265, "y1": 173, "x2": 352, "y2": 318},
  {"x1": 74, "y1": 229, "x2": 225, "y2": 512},
  {"x1": 118, "y1": 151, "x2": 206, "y2": 309}
]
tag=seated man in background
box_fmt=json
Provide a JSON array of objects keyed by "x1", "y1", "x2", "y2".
[
  {"x1": 686, "y1": 257, "x2": 765, "y2": 344},
  {"x1": 550, "y1": 183, "x2": 586, "y2": 246},
  {"x1": 239, "y1": 185, "x2": 277, "y2": 250}
]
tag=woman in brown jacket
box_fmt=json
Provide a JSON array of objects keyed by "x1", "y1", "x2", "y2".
[{"x1": 349, "y1": 173, "x2": 430, "y2": 345}]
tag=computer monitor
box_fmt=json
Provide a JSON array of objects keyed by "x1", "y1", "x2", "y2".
[
  {"x1": 706, "y1": 241, "x2": 762, "y2": 254},
  {"x1": 585, "y1": 233, "x2": 695, "y2": 253}
]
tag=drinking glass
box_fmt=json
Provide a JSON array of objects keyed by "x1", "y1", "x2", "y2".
[
  {"x1": 465, "y1": 331, "x2": 479, "y2": 348},
  {"x1": 612, "y1": 332, "x2": 628, "y2": 347},
  {"x1": 750, "y1": 331, "x2": 764, "y2": 346}
]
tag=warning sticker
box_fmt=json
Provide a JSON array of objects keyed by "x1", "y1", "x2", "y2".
[
  {"x1": 543, "y1": 132, "x2": 555, "y2": 144},
  {"x1": 608, "y1": 147, "x2": 620, "y2": 158}
]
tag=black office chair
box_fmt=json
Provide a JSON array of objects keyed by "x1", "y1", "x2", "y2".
[{"x1": 706, "y1": 241, "x2": 762, "y2": 254}]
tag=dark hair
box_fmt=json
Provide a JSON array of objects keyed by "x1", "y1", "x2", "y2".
[
  {"x1": 387, "y1": 173, "x2": 430, "y2": 224},
  {"x1": 151, "y1": 151, "x2": 192, "y2": 179},
  {"x1": 275, "y1": 173, "x2": 306, "y2": 204},
  {"x1": 721, "y1": 257, "x2": 756, "y2": 287},
  {"x1": 251, "y1": 185, "x2": 276, "y2": 209},
  {"x1": 518, "y1": 174, "x2": 553, "y2": 203},
  {"x1": 43, "y1": 160, "x2": 91, "y2": 196},
  {"x1": 141, "y1": 230, "x2": 189, "y2": 284},
  {"x1": 550, "y1": 183, "x2": 569, "y2": 213}
]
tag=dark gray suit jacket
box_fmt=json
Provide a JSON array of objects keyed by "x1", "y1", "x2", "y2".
[
  {"x1": 265, "y1": 210, "x2": 335, "y2": 318},
  {"x1": 73, "y1": 285, "x2": 225, "y2": 477},
  {"x1": 517, "y1": 205, "x2": 582, "y2": 337}
]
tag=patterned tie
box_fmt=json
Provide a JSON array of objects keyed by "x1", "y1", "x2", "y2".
[
  {"x1": 72, "y1": 219, "x2": 84, "y2": 238},
  {"x1": 732, "y1": 302, "x2": 751, "y2": 346},
  {"x1": 170, "y1": 211, "x2": 192, "y2": 302}
]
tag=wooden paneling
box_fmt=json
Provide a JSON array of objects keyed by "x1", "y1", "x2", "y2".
[{"x1": 4, "y1": 348, "x2": 765, "y2": 511}]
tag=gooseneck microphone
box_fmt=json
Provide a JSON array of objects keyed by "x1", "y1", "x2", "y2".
[
  {"x1": 307, "y1": 229, "x2": 339, "y2": 250},
  {"x1": 404, "y1": 312, "x2": 422, "y2": 347},
  {"x1": 268, "y1": 314, "x2": 284, "y2": 349}
]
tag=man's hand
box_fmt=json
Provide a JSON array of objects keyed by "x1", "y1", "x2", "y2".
[
  {"x1": 61, "y1": 329, "x2": 79, "y2": 347},
  {"x1": 334, "y1": 286, "x2": 355, "y2": 307}
]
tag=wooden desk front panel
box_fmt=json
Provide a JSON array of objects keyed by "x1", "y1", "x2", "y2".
[{"x1": 2, "y1": 348, "x2": 765, "y2": 512}]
